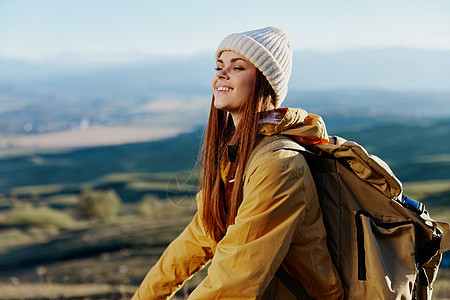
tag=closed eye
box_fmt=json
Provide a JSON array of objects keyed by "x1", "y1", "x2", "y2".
[{"x1": 214, "y1": 66, "x2": 245, "y2": 71}]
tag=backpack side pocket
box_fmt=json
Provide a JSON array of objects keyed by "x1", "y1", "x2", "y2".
[{"x1": 354, "y1": 210, "x2": 418, "y2": 298}]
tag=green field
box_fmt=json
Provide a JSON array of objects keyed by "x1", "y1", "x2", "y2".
[
  {"x1": 0, "y1": 121, "x2": 449, "y2": 299},
  {"x1": 0, "y1": 179, "x2": 448, "y2": 299}
]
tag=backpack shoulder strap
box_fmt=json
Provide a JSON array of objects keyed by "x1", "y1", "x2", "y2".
[
  {"x1": 275, "y1": 266, "x2": 313, "y2": 300},
  {"x1": 245, "y1": 135, "x2": 313, "y2": 178}
]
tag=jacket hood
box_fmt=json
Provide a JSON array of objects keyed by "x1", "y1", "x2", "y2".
[
  {"x1": 258, "y1": 107, "x2": 329, "y2": 145},
  {"x1": 220, "y1": 107, "x2": 329, "y2": 184}
]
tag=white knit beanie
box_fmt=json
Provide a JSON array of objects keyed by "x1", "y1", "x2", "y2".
[{"x1": 216, "y1": 26, "x2": 293, "y2": 107}]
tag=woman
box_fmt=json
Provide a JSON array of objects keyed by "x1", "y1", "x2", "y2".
[{"x1": 133, "y1": 26, "x2": 344, "y2": 299}]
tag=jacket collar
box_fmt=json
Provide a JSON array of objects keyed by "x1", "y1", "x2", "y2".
[{"x1": 258, "y1": 107, "x2": 329, "y2": 145}]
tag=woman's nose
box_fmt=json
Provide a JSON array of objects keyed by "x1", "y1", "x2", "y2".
[{"x1": 218, "y1": 68, "x2": 229, "y2": 79}]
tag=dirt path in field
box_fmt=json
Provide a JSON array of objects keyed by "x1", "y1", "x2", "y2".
[{"x1": 0, "y1": 126, "x2": 187, "y2": 150}]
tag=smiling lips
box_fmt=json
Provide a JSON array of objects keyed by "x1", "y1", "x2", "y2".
[{"x1": 217, "y1": 86, "x2": 233, "y2": 92}]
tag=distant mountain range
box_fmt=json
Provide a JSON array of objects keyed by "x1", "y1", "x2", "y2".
[
  {"x1": 0, "y1": 47, "x2": 449, "y2": 138},
  {"x1": 1, "y1": 48, "x2": 450, "y2": 93}
]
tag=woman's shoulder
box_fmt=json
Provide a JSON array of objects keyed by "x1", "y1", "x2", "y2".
[
  {"x1": 249, "y1": 135, "x2": 307, "y2": 164},
  {"x1": 245, "y1": 136, "x2": 308, "y2": 181}
]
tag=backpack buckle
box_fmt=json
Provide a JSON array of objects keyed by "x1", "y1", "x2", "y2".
[{"x1": 401, "y1": 195, "x2": 425, "y2": 215}]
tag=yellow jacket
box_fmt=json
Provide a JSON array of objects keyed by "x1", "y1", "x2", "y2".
[{"x1": 133, "y1": 108, "x2": 344, "y2": 299}]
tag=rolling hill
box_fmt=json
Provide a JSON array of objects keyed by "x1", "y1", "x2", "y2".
[{"x1": 0, "y1": 119, "x2": 449, "y2": 204}]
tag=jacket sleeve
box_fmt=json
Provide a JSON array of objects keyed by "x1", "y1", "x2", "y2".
[
  {"x1": 188, "y1": 150, "x2": 311, "y2": 299},
  {"x1": 132, "y1": 194, "x2": 213, "y2": 300}
]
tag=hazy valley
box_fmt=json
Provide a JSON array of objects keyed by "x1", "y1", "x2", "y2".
[{"x1": 0, "y1": 48, "x2": 449, "y2": 298}]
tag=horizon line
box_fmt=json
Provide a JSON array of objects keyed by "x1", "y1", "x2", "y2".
[{"x1": 1, "y1": 45, "x2": 450, "y2": 65}]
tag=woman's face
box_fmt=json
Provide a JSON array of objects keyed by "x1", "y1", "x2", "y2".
[{"x1": 212, "y1": 51, "x2": 257, "y2": 125}]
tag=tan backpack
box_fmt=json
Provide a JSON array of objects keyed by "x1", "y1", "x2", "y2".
[{"x1": 250, "y1": 134, "x2": 450, "y2": 300}]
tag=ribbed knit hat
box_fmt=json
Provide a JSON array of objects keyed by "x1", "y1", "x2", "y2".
[{"x1": 216, "y1": 26, "x2": 292, "y2": 107}]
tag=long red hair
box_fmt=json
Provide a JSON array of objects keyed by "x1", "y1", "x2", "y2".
[{"x1": 199, "y1": 70, "x2": 276, "y2": 242}]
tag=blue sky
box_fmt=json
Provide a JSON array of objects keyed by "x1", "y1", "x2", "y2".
[{"x1": 0, "y1": 0, "x2": 449, "y2": 63}]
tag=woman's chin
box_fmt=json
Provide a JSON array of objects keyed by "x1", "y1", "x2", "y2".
[{"x1": 213, "y1": 100, "x2": 228, "y2": 111}]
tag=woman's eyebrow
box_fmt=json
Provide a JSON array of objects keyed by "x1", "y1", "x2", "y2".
[{"x1": 231, "y1": 58, "x2": 247, "y2": 63}]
